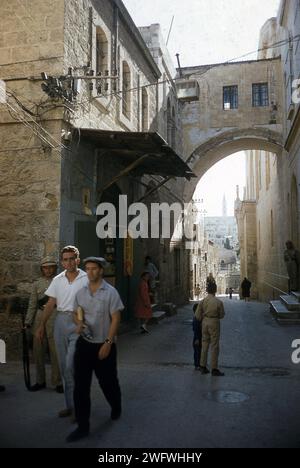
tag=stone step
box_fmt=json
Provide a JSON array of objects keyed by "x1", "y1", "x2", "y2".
[
  {"x1": 270, "y1": 300, "x2": 300, "y2": 323},
  {"x1": 279, "y1": 295, "x2": 300, "y2": 311},
  {"x1": 160, "y1": 303, "x2": 177, "y2": 317},
  {"x1": 291, "y1": 291, "x2": 300, "y2": 303},
  {"x1": 149, "y1": 311, "x2": 166, "y2": 324},
  {"x1": 151, "y1": 302, "x2": 177, "y2": 316}
]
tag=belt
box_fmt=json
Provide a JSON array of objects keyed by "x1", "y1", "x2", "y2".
[
  {"x1": 57, "y1": 310, "x2": 74, "y2": 315},
  {"x1": 204, "y1": 316, "x2": 219, "y2": 319}
]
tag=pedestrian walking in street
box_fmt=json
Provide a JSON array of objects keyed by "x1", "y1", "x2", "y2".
[
  {"x1": 66, "y1": 257, "x2": 124, "y2": 443},
  {"x1": 284, "y1": 241, "x2": 300, "y2": 292},
  {"x1": 229, "y1": 287, "x2": 233, "y2": 300},
  {"x1": 194, "y1": 284, "x2": 201, "y2": 300},
  {"x1": 135, "y1": 271, "x2": 152, "y2": 334},
  {"x1": 241, "y1": 278, "x2": 252, "y2": 302},
  {"x1": 36, "y1": 246, "x2": 88, "y2": 419},
  {"x1": 196, "y1": 282, "x2": 225, "y2": 376},
  {"x1": 25, "y1": 256, "x2": 62, "y2": 393},
  {"x1": 192, "y1": 303, "x2": 202, "y2": 370},
  {"x1": 206, "y1": 273, "x2": 216, "y2": 289},
  {"x1": 144, "y1": 256, "x2": 159, "y2": 303}
]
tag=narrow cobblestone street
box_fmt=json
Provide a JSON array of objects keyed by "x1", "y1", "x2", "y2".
[{"x1": 1, "y1": 298, "x2": 300, "y2": 448}]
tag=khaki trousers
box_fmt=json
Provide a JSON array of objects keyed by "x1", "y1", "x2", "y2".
[
  {"x1": 200, "y1": 317, "x2": 220, "y2": 370},
  {"x1": 33, "y1": 310, "x2": 61, "y2": 387}
]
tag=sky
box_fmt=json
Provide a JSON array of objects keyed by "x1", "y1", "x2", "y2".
[
  {"x1": 193, "y1": 152, "x2": 246, "y2": 217},
  {"x1": 122, "y1": 0, "x2": 281, "y2": 216},
  {"x1": 123, "y1": 0, "x2": 280, "y2": 67}
]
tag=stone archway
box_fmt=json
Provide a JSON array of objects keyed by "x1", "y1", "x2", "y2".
[
  {"x1": 179, "y1": 127, "x2": 283, "y2": 301},
  {"x1": 183, "y1": 127, "x2": 283, "y2": 202}
]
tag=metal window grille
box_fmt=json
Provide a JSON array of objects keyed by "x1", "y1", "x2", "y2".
[
  {"x1": 252, "y1": 83, "x2": 269, "y2": 107},
  {"x1": 223, "y1": 85, "x2": 238, "y2": 110}
]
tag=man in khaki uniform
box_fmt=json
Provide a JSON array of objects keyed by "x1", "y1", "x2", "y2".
[
  {"x1": 195, "y1": 282, "x2": 225, "y2": 376},
  {"x1": 25, "y1": 257, "x2": 62, "y2": 392}
]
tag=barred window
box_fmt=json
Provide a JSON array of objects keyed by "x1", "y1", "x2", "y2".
[
  {"x1": 96, "y1": 27, "x2": 109, "y2": 76},
  {"x1": 252, "y1": 83, "x2": 269, "y2": 107},
  {"x1": 223, "y1": 85, "x2": 238, "y2": 110}
]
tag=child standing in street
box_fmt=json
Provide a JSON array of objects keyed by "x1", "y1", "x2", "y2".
[{"x1": 192, "y1": 303, "x2": 202, "y2": 370}]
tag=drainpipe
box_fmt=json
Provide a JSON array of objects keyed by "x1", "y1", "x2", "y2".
[{"x1": 89, "y1": 7, "x2": 93, "y2": 68}]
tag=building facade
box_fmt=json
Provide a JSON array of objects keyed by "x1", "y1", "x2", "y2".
[
  {"x1": 0, "y1": 0, "x2": 191, "y2": 317},
  {"x1": 1, "y1": 0, "x2": 300, "y2": 319},
  {"x1": 235, "y1": 0, "x2": 300, "y2": 301}
]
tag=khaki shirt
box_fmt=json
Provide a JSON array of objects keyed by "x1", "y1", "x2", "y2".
[
  {"x1": 195, "y1": 294, "x2": 225, "y2": 321},
  {"x1": 25, "y1": 277, "x2": 53, "y2": 326}
]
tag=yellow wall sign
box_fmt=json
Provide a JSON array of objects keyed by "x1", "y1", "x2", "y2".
[{"x1": 124, "y1": 233, "x2": 133, "y2": 277}]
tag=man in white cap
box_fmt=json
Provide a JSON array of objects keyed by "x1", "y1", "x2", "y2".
[
  {"x1": 66, "y1": 257, "x2": 124, "y2": 443},
  {"x1": 36, "y1": 246, "x2": 88, "y2": 418},
  {"x1": 25, "y1": 256, "x2": 62, "y2": 392}
]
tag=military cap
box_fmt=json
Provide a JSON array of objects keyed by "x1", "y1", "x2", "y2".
[
  {"x1": 40, "y1": 256, "x2": 57, "y2": 267},
  {"x1": 83, "y1": 256, "x2": 108, "y2": 268}
]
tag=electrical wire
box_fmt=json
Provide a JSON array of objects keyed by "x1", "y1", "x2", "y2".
[
  {"x1": 2, "y1": 20, "x2": 297, "y2": 104},
  {"x1": 4, "y1": 90, "x2": 102, "y2": 187},
  {"x1": 95, "y1": 34, "x2": 299, "y2": 100},
  {"x1": 2, "y1": 11, "x2": 298, "y2": 198}
]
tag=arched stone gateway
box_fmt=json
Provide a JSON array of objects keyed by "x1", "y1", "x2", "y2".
[{"x1": 183, "y1": 127, "x2": 283, "y2": 202}]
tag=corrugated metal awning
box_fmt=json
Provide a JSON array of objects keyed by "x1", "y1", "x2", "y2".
[{"x1": 79, "y1": 129, "x2": 196, "y2": 180}]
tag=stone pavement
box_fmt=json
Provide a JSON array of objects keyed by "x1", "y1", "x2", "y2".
[{"x1": 1, "y1": 298, "x2": 300, "y2": 448}]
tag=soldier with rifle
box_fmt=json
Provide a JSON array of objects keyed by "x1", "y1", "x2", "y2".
[{"x1": 25, "y1": 257, "x2": 63, "y2": 392}]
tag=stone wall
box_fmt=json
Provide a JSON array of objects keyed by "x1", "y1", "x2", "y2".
[
  {"x1": 0, "y1": 0, "x2": 65, "y2": 309},
  {"x1": 180, "y1": 58, "x2": 283, "y2": 159}
]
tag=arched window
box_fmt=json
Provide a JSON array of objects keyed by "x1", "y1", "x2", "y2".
[
  {"x1": 142, "y1": 88, "x2": 148, "y2": 131},
  {"x1": 96, "y1": 27, "x2": 109, "y2": 76},
  {"x1": 122, "y1": 61, "x2": 131, "y2": 119}
]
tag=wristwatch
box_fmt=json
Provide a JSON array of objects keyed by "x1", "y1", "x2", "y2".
[{"x1": 104, "y1": 338, "x2": 113, "y2": 345}]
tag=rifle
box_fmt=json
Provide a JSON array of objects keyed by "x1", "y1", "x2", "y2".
[
  {"x1": 37, "y1": 295, "x2": 49, "y2": 310},
  {"x1": 20, "y1": 307, "x2": 31, "y2": 391}
]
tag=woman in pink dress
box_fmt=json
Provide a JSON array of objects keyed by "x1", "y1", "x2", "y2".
[{"x1": 135, "y1": 272, "x2": 152, "y2": 334}]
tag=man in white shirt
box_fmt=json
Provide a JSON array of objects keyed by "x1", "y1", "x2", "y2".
[{"x1": 36, "y1": 246, "x2": 88, "y2": 417}]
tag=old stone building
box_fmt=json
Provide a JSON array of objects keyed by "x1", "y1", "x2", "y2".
[
  {"x1": 204, "y1": 216, "x2": 239, "y2": 249},
  {"x1": 235, "y1": 0, "x2": 300, "y2": 301},
  {"x1": 178, "y1": 55, "x2": 283, "y2": 301},
  {"x1": 0, "y1": 0, "x2": 193, "y2": 318}
]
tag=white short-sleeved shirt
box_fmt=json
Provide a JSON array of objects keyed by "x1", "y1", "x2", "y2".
[
  {"x1": 74, "y1": 280, "x2": 124, "y2": 343},
  {"x1": 45, "y1": 269, "x2": 88, "y2": 312}
]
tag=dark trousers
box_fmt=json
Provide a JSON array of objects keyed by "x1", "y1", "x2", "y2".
[
  {"x1": 193, "y1": 339, "x2": 201, "y2": 368},
  {"x1": 74, "y1": 336, "x2": 121, "y2": 431}
]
